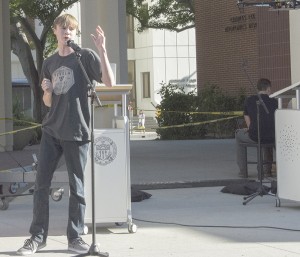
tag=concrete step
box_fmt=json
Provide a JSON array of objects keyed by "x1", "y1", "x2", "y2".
[{"x1": 130, "y1": 116, "x2": 157, "y2": 132}]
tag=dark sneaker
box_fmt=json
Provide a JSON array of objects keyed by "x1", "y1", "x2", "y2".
[
  {"x1": 16, "y1": 238, "x2": 46, "y2": 255},
  {"x1": 68, "y1": 238, "x2": 90, "y2": 254}
]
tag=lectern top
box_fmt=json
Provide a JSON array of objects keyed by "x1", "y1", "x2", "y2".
[
  {"x1": 270, "y1": 81, "x2": 300, "y2": 99},
  {"x1": 95, "y1": 84, "x2": 132, "y2": 103},
  {"x1": 95, "y1": 84, "x2": 132, "y2": 94}
]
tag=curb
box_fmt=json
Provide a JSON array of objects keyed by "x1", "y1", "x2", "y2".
[{"x1": 131, "y1": 178, "x2": 254, "y2": 190}]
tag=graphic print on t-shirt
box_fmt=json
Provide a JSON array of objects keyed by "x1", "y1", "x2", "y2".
[{"x1": 52, "y1": 66, "x2": 75, "y2": 95}]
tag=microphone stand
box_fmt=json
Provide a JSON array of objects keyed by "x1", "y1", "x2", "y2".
[
  {"x1": 241, "y1": 63, "x2": 275, "y2": 205},
  {"x1": 73, "y1": 49, "x2": 109, "y2": 257}
]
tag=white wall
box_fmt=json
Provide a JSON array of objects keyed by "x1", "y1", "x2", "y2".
[
  {"x1": 290, "y1": 10, "x2": 300, "y2": 84},
  {"x1": 81, "y1": 0, "x2": 127, "y2": 83},
  {"x1": 130, "y1": 25, "x2": 197, "y2": 116}
]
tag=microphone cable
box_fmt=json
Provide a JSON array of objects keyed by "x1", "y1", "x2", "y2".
[{"x1": 133, "y1": 217, "x2": 300, "y2": 232}]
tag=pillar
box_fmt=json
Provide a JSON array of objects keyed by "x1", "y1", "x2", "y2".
[
  {"x1": 290, "y1": 11, "x2": 300, "y2": 84},
  {"x1": 80, "y1": 0, "x2": 128, "y2": 84},
  {"x1": 0, "y1": 0, "x2": 13, "y2": 151}
]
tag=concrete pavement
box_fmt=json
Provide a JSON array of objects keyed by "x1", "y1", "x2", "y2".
[
  {"x1": 1, "y1": 132, "x2": 300, "y2": 256},
  {"x1": 1, "y1": 185, "x2": 300, "y2": 257}
]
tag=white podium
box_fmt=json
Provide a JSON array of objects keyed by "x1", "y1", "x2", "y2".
[
  {"x1": 84, "y1": 85, "x2": 137, "y2": 233},
  {"x1": 270, "y1": 81, "x2": 300, "y2": 206},
  {"x1": 275, "y1": 110, "x2": 300, "y2": 203}
]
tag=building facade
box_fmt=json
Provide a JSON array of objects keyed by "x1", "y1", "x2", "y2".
[
  {"x1": 127, "y1": 0, "x2": 196, "y2": 116},
  {"x1": 127, "y1": 18, "x2": 196, "y2": 116},
  {"x1": 195, "y1": 0, "x2": 300, "y2": 96}
]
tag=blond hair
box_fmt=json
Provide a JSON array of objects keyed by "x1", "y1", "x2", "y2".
[{"x1": 53, "y1": 13, "x2": 79, "y2": 32}]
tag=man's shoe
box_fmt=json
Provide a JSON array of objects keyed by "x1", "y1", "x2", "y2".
[
  {"x1": 68, "y1": 238, "x2": 90, "y2": 254},
  {"x1": 16, "y1": 238, "x2": 46, "y2": 256}
]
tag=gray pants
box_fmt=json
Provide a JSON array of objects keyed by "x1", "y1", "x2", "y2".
[
  {"x1": 235, "y1": 129, "x2": 273, "y2": 177},
  {"x1": 29, "y1": 131, "x2": 89, "y2": 243}
]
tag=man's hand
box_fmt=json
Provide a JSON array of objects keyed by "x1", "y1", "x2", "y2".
[
  {"x1": 42, "y1": 78, "x2": 53, "y2": 107},
  {"x1": 42, "y1": 78, "x2": 53, "y2": 95},
  {"x1": 91, "y1": 25, "x2": 106, "y2": 52},
  {"x1": 90, "y1": 25, "x2": 115, "y2": 87}
]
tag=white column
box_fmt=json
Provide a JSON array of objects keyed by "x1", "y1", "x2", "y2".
[
  {"x1": 290, "y1": 10, "x2": 300, "y2": 84},
  {"x1": 80, "y1": 0, "x2": 128, "y2": 84},
  {"x1": 0, "y1": 0, "x2": 13, "y2": 151}
]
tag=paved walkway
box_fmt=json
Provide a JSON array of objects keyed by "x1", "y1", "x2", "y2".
[
  {"x1": 1, "y1": 133, "x2": 299, "y2": 257},
  {"x1": 0, "y1": 131, "x2": 259, "y2": 185}
]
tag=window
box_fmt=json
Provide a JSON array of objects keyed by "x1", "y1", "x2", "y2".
[
  {"x1": 126, "y1": 15, "x2": 135, "y2": 49},
  {"x1": 12, "y1": 79, "x2": 33, "y2": 117},
  {"x1": 142, "y1": 72, "x2": 150, "y2": 98}
]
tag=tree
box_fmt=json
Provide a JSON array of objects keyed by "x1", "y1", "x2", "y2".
[
  {"x1": 10, "y1": 0, "x2": 195, "y2": 122},
  {"x1": 10, "y1": 0, "x2": 79, "y2": 123},
  {"x1": 126, "y1": 0, "x2": 195, "y2": 33}
]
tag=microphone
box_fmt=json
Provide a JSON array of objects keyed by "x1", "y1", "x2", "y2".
[{"x1": 66, "y1": 40, "x2": 81, "y2": 52}]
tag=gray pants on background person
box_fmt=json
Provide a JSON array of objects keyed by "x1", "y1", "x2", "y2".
[
  {"x1": 235, "y1": 129, "x2": 273, "y2": 178},
  {"x1": 29, "y1": 131, "x2": 89, "y2": 244}
]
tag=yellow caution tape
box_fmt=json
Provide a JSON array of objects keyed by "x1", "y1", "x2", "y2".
[
  {"x1": 157, "y1": 115, "x2": 241, "y2": 130},
  {"x1": 1, "y1": 111, "x2": 243, "y2": 135},
  {"x1": 0, "y1": 118, "x2": 41, "y2": 137},
  {"x1": 157, "y1": 110, "x2": 243, "y2": 116},
  {"x1": 130, "y1": 109, "x2": 243, "y2": 116}
]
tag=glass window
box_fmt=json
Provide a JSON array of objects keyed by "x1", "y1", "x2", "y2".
[
  {"x1": 126, "y1": 15, "x2": 135, "y2": 49},
  {"x1": 142, "y1": 72, "x2": 150, "y2": 98}
]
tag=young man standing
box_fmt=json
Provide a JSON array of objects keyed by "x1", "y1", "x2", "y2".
[{"x1": 17, "y1": 13, "x2": 115, "y2": 255}]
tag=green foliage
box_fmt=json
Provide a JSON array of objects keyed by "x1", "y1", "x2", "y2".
[
  {"x1": 44, "y1": 32, "x2": 58, "y2": 58},
  {"x1": 9, "y1": 0, "x2": 79, "y2": 122},
  {"x1": 156, "y1": 83, "x2": 206, "y2": 140},
  {"x1": 126, "y1": 0, "x2": 195, "y2": 32},
  {"x1": 10, "y1": 0, "x2": 78, "y2": 54},
  {"x1": 10, "y1": 0, "x2": 77, "y2": 23},
  {"x1": 156, "y1": 83, "x2": 246, "y2": 140}
]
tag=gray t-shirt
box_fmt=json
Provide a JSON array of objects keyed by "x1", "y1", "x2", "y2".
[{"x1": 41, "y1": 48, "x2": 102, "y2": 141}]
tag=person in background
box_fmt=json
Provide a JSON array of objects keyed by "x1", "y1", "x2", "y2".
[
  {"x1": 138, "y1": 109, "x2": 146, "y2": 129},
  {"x1": 128, "y1": 101, "x2": 134, "y2": 132},
  {"x1": 235, "y1": 78, "x2": 278, "y2": 178},
  {"x1": 17, "y1": 13, "x2": 115, "y2": 255}
]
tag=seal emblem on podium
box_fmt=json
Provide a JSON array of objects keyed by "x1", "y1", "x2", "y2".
[{"x1": 93, "y1": 136, "x2": 117, "y2": 166}]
